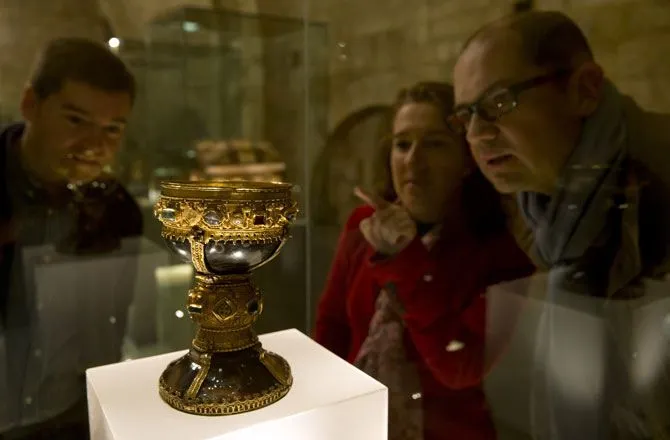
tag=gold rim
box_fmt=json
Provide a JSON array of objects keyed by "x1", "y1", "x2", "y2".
[{"x1": 160, "y1": 180, "x2": 293, "y2": 199}]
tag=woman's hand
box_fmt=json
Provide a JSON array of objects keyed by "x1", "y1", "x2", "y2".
[{"x1": 354, "y1": 187, "x2": 417, "y2": 256}]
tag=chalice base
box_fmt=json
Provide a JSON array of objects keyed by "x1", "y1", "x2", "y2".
[{"x1": 159, "y1": 345, "x2": 292, "y2": 416}]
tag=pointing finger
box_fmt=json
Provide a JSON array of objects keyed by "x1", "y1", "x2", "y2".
[{"x1": 353, "y1": 186, "x2": 389, "y2": 209}]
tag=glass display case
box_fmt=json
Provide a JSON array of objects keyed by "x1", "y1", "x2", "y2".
[
  {"x1": 115, "y1": 5, "x2": 330, "y2": 358},
  {"x1": 8, "y1": 2, "x2": 670, "y2": 439}
]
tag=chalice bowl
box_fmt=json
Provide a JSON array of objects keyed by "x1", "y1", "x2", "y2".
[{"x1": 154, "y1": 180, "x2": 298, "y2": 415}]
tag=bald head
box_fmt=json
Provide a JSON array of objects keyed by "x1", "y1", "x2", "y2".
[{"x1": 462, "y1": 10, "x2": 593, "y2": 72}]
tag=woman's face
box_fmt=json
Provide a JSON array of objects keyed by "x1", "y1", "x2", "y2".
[{"x1": 390, "y1": 102, "x2": 470, "y2": 223}]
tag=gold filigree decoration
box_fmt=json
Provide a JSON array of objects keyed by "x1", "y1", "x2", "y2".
[
  {"x1": 185, "y1": 353, "x2": 211, "y2": 399},
  {"x1": 259, "y1": 350, "x2": 292, "y2": 387},
  {"x1": 190, "y1": 239, "x2": 208, "y2": 273},
  {"x1": 192, "y1": 327, "x2": 259, "y2": 352},
  {"x1": 159, "y1": 377, "x2": 291, "y2": 416},
  {"x1": 154, "y1": 196, "x2": 297, "y2": 240}
]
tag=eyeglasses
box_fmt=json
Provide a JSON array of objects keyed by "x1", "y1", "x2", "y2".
[{"x1": 447, "y1": 70, "x2": 570, "y2": 134}]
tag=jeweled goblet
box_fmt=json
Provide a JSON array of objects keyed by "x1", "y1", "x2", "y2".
[{"x1": 154, "y1": 180, "x2": 298, "y2": 415}]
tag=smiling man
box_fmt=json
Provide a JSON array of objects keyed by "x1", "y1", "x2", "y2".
[
  {"x1": 0, "y1": 38, "x2": 142, "y2": 439},
  {"x1": 452, "y1": 10, "x2": 670, "y2": 440}
]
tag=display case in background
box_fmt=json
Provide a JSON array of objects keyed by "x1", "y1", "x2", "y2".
[{"x1": 113, "y1": 5, "x2": 332, "y2": 358}]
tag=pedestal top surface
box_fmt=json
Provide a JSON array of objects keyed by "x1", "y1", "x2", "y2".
[{"x1": 86, "y1": 329, "x2": 385, "y2": 439}]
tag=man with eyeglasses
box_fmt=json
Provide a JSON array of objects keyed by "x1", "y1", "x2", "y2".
[{"x1": 453, "y1": 10, "x2": 670, "y2": 440}]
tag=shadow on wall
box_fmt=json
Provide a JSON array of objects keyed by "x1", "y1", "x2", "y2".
[{"x1": 310, "y1": 105, "x2": 393, "y2": 227}]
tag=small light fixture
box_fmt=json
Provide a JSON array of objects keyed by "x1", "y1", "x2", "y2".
[{"x1": 108, "y1": 37, "x2": 120, "y2": 49}]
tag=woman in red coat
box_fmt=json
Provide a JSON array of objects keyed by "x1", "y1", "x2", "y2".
[{"x1": 314, "y1": 82, "x2": 534, "y2": 440}]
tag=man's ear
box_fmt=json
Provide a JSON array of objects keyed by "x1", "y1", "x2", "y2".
[
  {"x1": 568, "y1": 61, "x2": 604, "y2": 117},
  {"x1": 20, "y1": 85, "x2": 39, "y2": 122}
]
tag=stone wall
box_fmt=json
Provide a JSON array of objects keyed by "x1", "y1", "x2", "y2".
[
  {"x1": 323, "y1": 0, "x2": 670, "y2": 126},
  {"x1": 0, "y1": 0, "x2": 248, "y2": 118},
  {"x1": 3, "y1": 0, "x2": 669, "y2": 126},
  {"x1": 562, "y1": 0, "x2": 670, "y2": 112},
  {"x1": 4, "y1": 0, "x2": 669, "y2": 186},
  {"x1": 0, "y1": 0, "x2": 107, "y2": 119}
]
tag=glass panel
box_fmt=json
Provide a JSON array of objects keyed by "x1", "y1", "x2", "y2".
[
  {"x1": 305, "y1": 2, "x2": 670, "y2": 440},
  {"x1": 113, "y1": 4, "x2": 329, "y2": 358},
  {"x1": 4, "y1": 1, "x2": 670, "y2": 438}
]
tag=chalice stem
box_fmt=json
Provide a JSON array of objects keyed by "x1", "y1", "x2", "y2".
[{"x1": 188, "y1": 274, "x2": 262, "y2": 353}]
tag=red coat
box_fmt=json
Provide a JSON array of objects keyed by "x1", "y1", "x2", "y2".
[{"x1": 314, "y1": 206, "x2": 534, "y2": 440}]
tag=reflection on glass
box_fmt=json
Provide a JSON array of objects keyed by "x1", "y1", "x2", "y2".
[{"x1": 0, "y1": 37, "x2": 145, "y2": 438}]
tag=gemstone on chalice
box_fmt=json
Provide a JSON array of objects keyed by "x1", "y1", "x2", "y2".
[
  {"x1": 159, "y1": 208, "x2": 177, "y2": 222},
  {"x1": 204, "y1": 210, "x2": 222, "y2": 226}
]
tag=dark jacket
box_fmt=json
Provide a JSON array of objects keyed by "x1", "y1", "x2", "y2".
[
  {"x1": 0, "y1": 123, "x2": 143, "y2": 437},
  {"x1": 0, "y1": 123, "x2": 142, "y2": 323}
]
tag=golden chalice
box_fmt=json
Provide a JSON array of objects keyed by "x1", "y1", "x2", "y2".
[{"x1": 154, "y1": 180, "x2": 298, "y2": 415}]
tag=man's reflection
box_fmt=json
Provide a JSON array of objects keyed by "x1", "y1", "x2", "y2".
[{"x1": 0, "y1": 38, "x2": 141, "y2": 439}]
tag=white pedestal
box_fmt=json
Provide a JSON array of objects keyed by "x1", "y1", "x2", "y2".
[{"x1": 86, "y1": 329, "x2": 387, "y2": 440}]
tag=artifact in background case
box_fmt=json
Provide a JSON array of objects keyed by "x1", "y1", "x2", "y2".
[
  {"x1": 190, "y1": 139, "x2": 286, "y2": 183},
  {"x1": 154, "y1": 180, "x2": 298, "y2": 415}
]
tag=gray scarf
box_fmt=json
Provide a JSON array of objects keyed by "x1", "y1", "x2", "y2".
[
  {"x1": 519, "y1": 82, "x2": 652, "y2": 439},
  {"x1": 518, "y1": 80, "x2": 627, "y2": 285}
]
